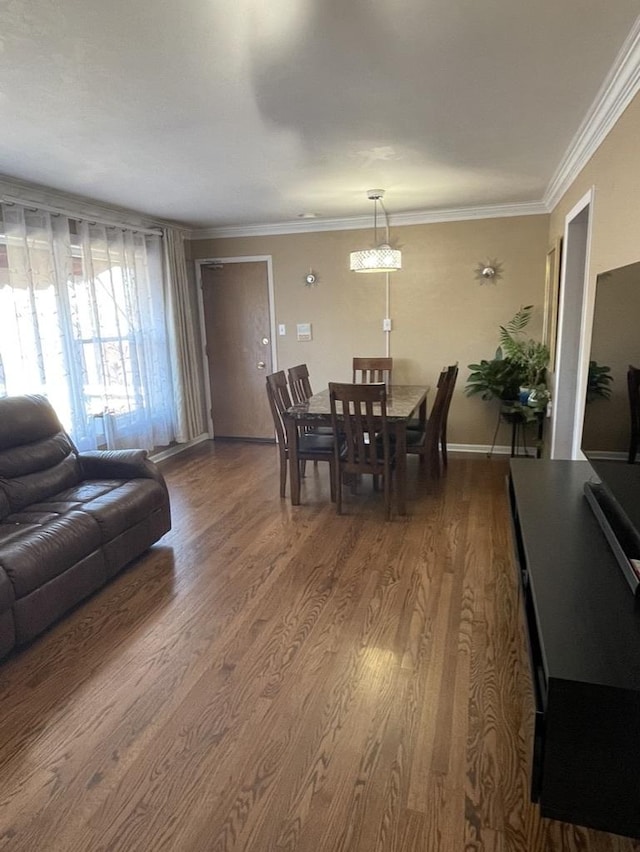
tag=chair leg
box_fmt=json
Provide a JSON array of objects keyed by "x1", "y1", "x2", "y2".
[
  {"x1": 336, "y1": 464, "x2": 343, "y2": 514},
  {"x1": 429, "y1": 442, "x2": 441, "y2": 479},
  {"x1": 418, "y1": 440, "x2": 426, "y2": 467},
  {"x1": 384, "y1": 467, "x2": 391, "y2": 521},
  {"x1": 441, "y1": 427, "x2": 448, "y2": 467},
  {"x1": 279, "y1": 449, "x2": 287, "y2": 498},
  {"x1": 329, "y1": 459, "x2": 336, "y2": 502}
]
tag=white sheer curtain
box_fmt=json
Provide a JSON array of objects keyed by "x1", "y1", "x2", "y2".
[
  {"x1": 163, "y1": 227, "x2": 207, "y2": 443},
  {"x1": 0, "y1": 203, "x2": 175, "y2": 451}
]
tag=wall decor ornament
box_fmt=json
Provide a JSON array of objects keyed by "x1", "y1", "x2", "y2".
[{"x1": 474, "y1": 258, "x2": 504, "y2": 285}]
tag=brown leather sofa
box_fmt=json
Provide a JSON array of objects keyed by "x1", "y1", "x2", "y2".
[{"x1": 0, "y1": 394, "x2": 171, "y2": 660}]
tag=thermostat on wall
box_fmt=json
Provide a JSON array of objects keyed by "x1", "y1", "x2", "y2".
[{"x1": 296, "y1": 323, "x2": 312, "y2": 342}]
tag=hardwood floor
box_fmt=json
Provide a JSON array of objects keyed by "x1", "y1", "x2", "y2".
[{"x1": 0, "y1": 442, "x2": 638, "y2": 851}]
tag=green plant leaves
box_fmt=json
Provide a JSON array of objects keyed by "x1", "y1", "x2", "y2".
[{"x1": 466, "y1": 305, "x2": 550, "y2": 402}]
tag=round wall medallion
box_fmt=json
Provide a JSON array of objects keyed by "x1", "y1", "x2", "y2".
[{"x1": 474, "y1": 258, "x2": 504, "y2": 285}]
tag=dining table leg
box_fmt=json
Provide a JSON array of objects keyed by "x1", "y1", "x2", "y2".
[
  {"x1": 285, "y1": 415, "x2": 301, "y2": 505},
  {"x1": 395, "y1": 422, "x2": 408, "y2": 515}
]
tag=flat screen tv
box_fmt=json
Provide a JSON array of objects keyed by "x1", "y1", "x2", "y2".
[{"x1": 581, "y1": 259, "x2": 640, "y2": 594}]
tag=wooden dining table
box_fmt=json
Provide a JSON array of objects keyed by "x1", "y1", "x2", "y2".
[{"x1": 284, "y1": 384, "x2": 429, "y2": 515}]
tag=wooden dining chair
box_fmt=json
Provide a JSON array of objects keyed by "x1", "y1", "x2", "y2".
[
  {"x1": 628, "y1": 365, "x2": 640, "y2": 463},
  {"x1": 328, "y1": 381, "x2": 395, "y2": 520},
  {"x1": 440, "y1": 363, "x2": 459, "y2": 468},
  {"x1": 266, "y1": 371, "x2": 336, "y2": 500},
  {"x1": 288, "y1": 363, "x2": 332, "y2": 437},
  {"x1": 352, "y1": 357, "x2": 393, "y2": 384},
  {"x1": 406, "y1": 366, "x2": 455, "y2": 478}
]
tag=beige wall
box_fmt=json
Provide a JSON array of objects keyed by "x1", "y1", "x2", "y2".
[
  {"x1": 549, "y1": 91, "x2": 640, "y2": 276},
  {"x1": 188, "y1": 215, "x2": 549, "y2": 447},
  {"x1": 547, "y1": 90, "x2": 640, "y2": 452}
]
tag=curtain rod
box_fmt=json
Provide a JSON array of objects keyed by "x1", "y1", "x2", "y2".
[{"x1": 0, "y1": 195, "x2": 164, "y2": 237}]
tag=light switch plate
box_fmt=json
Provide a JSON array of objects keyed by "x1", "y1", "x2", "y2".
[
  {"x1": 278, "y1": 324, "x2": 286, "y2": 336},
  {"x1": 383, "y1": 318, "x2": 392, "y2": 331}
]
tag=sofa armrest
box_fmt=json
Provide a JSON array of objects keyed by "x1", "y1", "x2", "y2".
[{"x1": 78, "y1": 450, "x2": 166, "y2": 486}]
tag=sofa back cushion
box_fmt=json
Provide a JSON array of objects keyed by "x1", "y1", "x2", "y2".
[{"x1": 0, "y1": 395, "x2": 81, "y2": 514}]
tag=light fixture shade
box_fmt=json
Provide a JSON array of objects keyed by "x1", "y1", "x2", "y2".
[{"x1": 350, "y1": 244, "x2": 402, "y2": 273}]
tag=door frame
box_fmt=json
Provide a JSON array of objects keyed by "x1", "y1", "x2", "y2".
[
  {"x1": 550, "y1": 187, "x2": 595, "y2": 459},
  {"x1": 194, "y1": 255, "x2": 277, "y2": 437}
]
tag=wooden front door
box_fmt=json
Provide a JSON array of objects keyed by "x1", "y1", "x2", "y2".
[{"x1": 201, "y1": 261, "x2": 274, "y2": 440}]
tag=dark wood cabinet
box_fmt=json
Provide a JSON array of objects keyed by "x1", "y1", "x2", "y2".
[{"x1": 509, "y1": 459, "x2": 640, "y2": 839}]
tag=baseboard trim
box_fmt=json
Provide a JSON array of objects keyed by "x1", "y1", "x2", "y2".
[
  {"x1": 150, "y1": 433, "x2": 210, "y2": 463},
  {"x1": 448, "y1": 443, "x2": 512, "y2": 456},
  {"x1": 151, "y1": 437, "x2": 514, "y2": 462}
]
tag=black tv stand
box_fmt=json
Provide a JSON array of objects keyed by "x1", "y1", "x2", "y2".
[
  {"x1": 509, "y1": 459, "x2": 640, "y2": 839},
  {"x1": 583, "y1": 479, "x2": 640, "y2": 595}
]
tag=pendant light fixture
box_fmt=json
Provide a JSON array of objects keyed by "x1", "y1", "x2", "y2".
[{"x1": 350, "y1": 189, "x2": 402, "y2": 273}]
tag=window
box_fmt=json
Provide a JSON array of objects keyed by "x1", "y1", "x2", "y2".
[{"x1": 0, "y1": 204, "x2": 175, "y2": 450}]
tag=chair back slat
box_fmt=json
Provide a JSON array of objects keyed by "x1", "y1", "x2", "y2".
[
  {"x1": 288, "y1": 363, "x2": 313, "y2": 404},
  {"x1": 266, "y1": 370, "x2": 292, "y2": 447},
  {"x1": 352, "y1": 357, "x2": 393, "y2": 384},
  {"x1": 428, "y1": 369, "x2": 451, "y2": 439},
  {"x1": 440, "y1": 363, "x2": 458, "y2": 463},
  {"x1": 443, "y1": 363, "x2": 458, "y2": 415}
]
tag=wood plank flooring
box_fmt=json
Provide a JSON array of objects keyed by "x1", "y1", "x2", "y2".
[{"x1": 0, "y1": 442, "x2": 638, "y2": 851}]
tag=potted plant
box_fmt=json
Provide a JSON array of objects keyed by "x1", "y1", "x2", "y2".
[
  {"x1": 465, "y1": 351, "x2": 522, "y2": 402},
  {"x1": 466, "y1": 306, "x2": 550, "y2": 405},
  {"x1": 466, "y1": 306, "x2": 551, "y2": 454},
  {"x1": 497, "y1": 305, "x2": 550, "y2": 403}
]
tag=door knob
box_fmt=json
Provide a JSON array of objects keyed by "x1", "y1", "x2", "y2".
[
  {"x1": 257, "y1": 361, "x2": 266, "y2": 370},
  {"x1": 262, "y1": 337, "x2": 269, "y2": 345}
]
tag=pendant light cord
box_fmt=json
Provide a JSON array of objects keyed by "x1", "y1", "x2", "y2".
[
  {"x1": 378, "y1": 197, "x2": 391, "y2": 245},
  {"x1": 373, "y1": 197, "x2": 378, "y2": 246},
  {"x1": 380, "y1": 197, "x2": 391, "y2": 356}
]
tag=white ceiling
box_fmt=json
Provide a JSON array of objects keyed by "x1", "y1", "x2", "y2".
[{"x1": 0, "y1": 0, "x2": 638, "y2": 231}]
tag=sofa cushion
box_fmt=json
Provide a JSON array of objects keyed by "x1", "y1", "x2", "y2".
[
  {"x1": 0, "y1": 511, "x2": 101, "y2": 598},
  {"x1": 0, "y1": 431, "x2": 76, "y2": 479},
  {"x1": 30, "y1": 478, "x2": 167, "y2": 542},
  {"x1": 22, "y1": 502, "x2": 84, "y2": 515},
  {"x1": 0, "y1": 566, "x2": 14, "y2": 610},
  {"x1": 0, "y1": 394, "x2": 83, "y2": 512},
  {"x1": 0, "y1": 394, "x2": 66, "y2": 450},
  {"x1": 71, "y1": 480, "x2": 167, "y2": 542},
  {"x1": 0, "y1": 453, "x2": 81, "y2": 512},
  {"x1": 42, "y1": 481, "x2": 121, "y2": 503},
  {"x1": 0, "y1": 520, "x2": 42, "y2": 546}
]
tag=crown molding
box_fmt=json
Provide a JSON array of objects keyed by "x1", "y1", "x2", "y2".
[
  {"x1": 187, "y1": 201, "x2": 547, "y2": 241},
  {"x1": 544, "y1": 14, "x2": 640, "y2": 211},
  {"x1": 0, "y1": 174, "x2": 189, "y2": 234}
]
